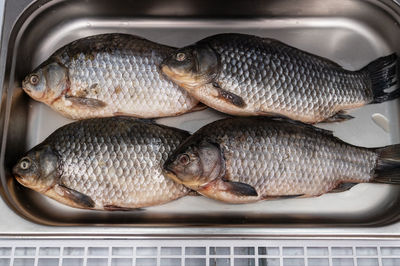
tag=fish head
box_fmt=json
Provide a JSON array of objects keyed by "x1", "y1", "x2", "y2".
[
  {"x1": 13, "y1": 145, "x2": 59, "y2": 193},
  {"x1": 22, "y1": 61, "x2": 69, "y2": 104},
  {"x1": 163, "y1": 139, "x2": 224, "y2": 190},
  {"x1": 161, "y1": 44, "x2": 218, "y2": 90}
]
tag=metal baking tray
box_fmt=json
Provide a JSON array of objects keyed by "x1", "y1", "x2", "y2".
[{"x1": 1, "y1": 0, "x2": 400, "y2": 236}]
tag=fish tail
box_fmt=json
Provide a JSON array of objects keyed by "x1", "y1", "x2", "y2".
[
  {"x1": 363, "y1": 53, "x2": 400, "y2": 103},
  {"x1": 373, "y1": 144, "x2": 400, "y2": 184}
]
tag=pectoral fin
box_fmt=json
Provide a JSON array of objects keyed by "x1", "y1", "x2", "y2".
[
  {"x1": 198, "y1": 179, "x2": 259, "y2": 204},
  {"x1": 212, "y1": 82, "x2": 246, "y2": 108},
  {"x1": 263, "y1": 194, "x2": 305, "y2": 200},
  {"x1": 188, "y1": 102, "x2": 208, "y2": 113},
  {"x1": 329, "y1": 182, "x2": 357, "y2": 193},
  {"x1": 256, "y1": 110, "x2": 291, "y2": 119},
  {"x1": 323, "y1": 111, "x2": 354, "y2": 123},
  {"x1": 103, "y1": 205, "x2": 140, "y2": 211},
  {"x1": 223, "y1": 181, "x2": 258, "y2": 197},
  {"x1": 65, "y1": 96, "x2": 107, "y2": 109},
  {"x1": 54, "y1": 184, "x2": 95, "y2": 208}
]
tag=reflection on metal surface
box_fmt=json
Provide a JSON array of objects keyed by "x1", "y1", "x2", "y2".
[
  {"x1": 372, "y1": 113, "x2": 390, "y2": 133},
  {"x1": 0, "y1": 0, "x2": 400, "y2": 235}
]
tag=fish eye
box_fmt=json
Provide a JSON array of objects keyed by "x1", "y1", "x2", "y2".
[
  {"x1": 176, "y1": 52, "x2": 186, "y2": 61},
  {"x1": 19, "y1": 158, "x2": 32, "y2": 170},
  {"x1": 178, "y1": 154, "x2": 190, "y2": 165},
  {"x1": 29, "y1": 74, "x2": 39, "y2": 85}
]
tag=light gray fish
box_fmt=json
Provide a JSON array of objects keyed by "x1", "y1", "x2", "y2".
[
  {"x1": 164, "y1": 117, "x2": 400, "y2": 203},
  {"x1": 22, "y1": 33, "x2": 200, "y2": 119},
  {"x1": 161, "y1": 33, "x2": 399, "y2": 123},
  {"x1": 13, "y1": 117, "x2": 190, "y2": 210}
]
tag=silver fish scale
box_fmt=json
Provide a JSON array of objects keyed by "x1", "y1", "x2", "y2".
[
  {"x1": 54, "y1": 34, "x2": 197, "y2": 119},
  {"x1": 207, "y1": 34, "x2": 372, "y2": 122},
  {"x1": 46, "y1": 117, "x2": 190, "y2": 209},
  {"x1": 198, "y1": 118, "x2": 378, "y2": 197}
]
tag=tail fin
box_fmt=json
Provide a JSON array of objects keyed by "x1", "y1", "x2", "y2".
[
  {"x1": 373, "y1": 144, "x2": 400, "y2": 184},
  {"x1": 363, "y1": 53, "x2": 399, "y2": 103}
]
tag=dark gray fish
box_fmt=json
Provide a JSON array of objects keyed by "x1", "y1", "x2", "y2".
[
  {"x1": 13, "y1": 117, "x2": 191, "y2": 210},
  {"x1": 22, "y1": 33, "x2": 199, "y2": 119},
  {"x1": 161, "y1": 33, "x2": 399, "y2": 123},
  {"x1": 164, "y1": 117, "x2": 400, "y2": 203}
]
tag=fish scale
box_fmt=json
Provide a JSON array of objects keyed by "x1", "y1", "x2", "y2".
[
  {"x1": 14, "y1": 117, "x2": 191, "y2": 210},
  {"x1": 162, "y1": 33, "x2": 399, "y2": 123},
  {"x1": 165, "y1": 118, "x2": 380, "y2": 202},
  {"x1": 23, "y1": 34, "x2": 198, "y2": 119}
]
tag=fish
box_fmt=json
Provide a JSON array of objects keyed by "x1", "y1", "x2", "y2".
[
  {"x1": 161, "y1": 33, "x2": 399, "y2": 123},
  {"x1": 163, "y1": 117, "x2": 400, "y2": 203},
  {"x1": 22, "y1": 33, "x2": 200, "y2": 119},
  {"x1": 12, "y1": 117, "x2": 191, "y2": 210}
]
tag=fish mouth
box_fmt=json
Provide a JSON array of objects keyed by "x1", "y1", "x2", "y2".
[
  {"x1": 21, "y1": 80, "x2": 31, "y2": 93},
  {"x1": 14, "y1": 174, "x2": 26, "y2": 186},
  {"x1": 164, "y1": 171, "x2": 184, "y2": 185},
  {"x1": 13, "y1": 167, "x2": 29, "y2": 187},
  {"x1": 161, "y1": 65, "x2": 202, "y2": 90},
  {"x1": 161, "y1": 65, "x2": 177, "y2": 79},
  {"x1": 162, "y1": 163, "x2": 183, "y2": 184},
  {"x1": 12, "y1": 165, "x2": 22, "y2": 182},
  {"x1": 161, "y1": 65, "x2": 188, "y2": 81}
]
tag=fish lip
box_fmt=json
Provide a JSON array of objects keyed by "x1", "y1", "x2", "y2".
[
  {"x1": 160, "y1": 64, "x2": 172, "y2": 76},
  {"x1": 12, "y1": 164, "x2": 21, "y2": 179},
  {"x1": 162, "y1": 161, "x2": 175, "y2": 176},
  {"x1": 160, "y1": 60, "x2": 167, "y2": 68},
  {"x1": 164, "y1": 170, "x2": 184, "y2": 185},
  {"x1": 14, "y1": 174, "x2": 25, "y2": 185},
  {"x1": 162, "y1": 162, "x2": 183, "y2": 184},
  {"x1": 21, "y1": 82, "x2": 30, "y2": 93}
]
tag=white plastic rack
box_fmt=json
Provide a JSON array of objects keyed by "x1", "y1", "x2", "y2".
[{"x1": 0, "y1": 238, "x2": 400, "y2": 266}]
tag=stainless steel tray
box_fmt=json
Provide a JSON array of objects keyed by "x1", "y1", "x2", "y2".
[{"x1": 1, "y1": 0, "x2": 400, "y2": 236}]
